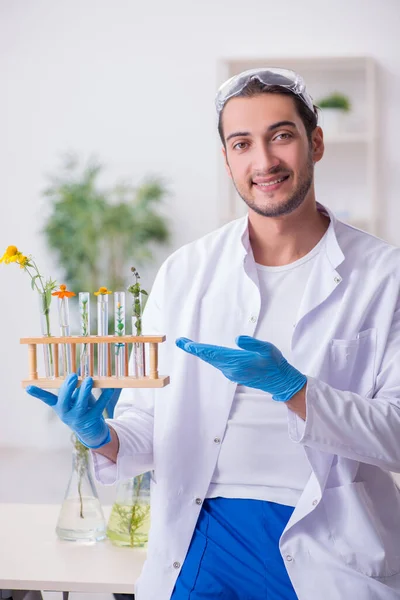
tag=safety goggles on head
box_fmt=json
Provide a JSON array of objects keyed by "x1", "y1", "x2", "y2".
[{"x1": 215, "y1": 67, "x2": 315, "y2": 116}]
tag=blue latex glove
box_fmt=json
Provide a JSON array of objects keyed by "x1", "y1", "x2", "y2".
[
  {"x1": 176, "y1": 335, "x2": 307, "y2": 402},
  {"x1": 104, "y1": 388, "x2": 122, "y2": 419},
  {"x1": 73, "y1": 367, "x2": 121, "y2": 419},
  {"x1": 26, "y1": 373, "x2": 116, "y2": 448}
]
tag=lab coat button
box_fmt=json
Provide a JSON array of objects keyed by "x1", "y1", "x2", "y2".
[
  {"x1": 312, "y1": 499, "x2": 318, "y2": 506},
  {"x1": 250, "y1": 315, "x2": 257, "y2": 323},
  {"x1": 286, "y1": 555, "x2": 293, "y2": 562},
  {"x1": 214, "y1": 437, "x2": 221, "y2": 444},
  {"x1": 195, "y1": 498, "x2": 202, "y2": 505},
  {"x1": 173, "y1": 561, "x2": 181, "y2": 569},
  {"x1": 334, "y1": 276, "x2": 341, "y2": 284}
]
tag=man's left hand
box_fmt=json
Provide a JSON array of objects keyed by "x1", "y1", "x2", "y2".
[{"x1": 176, "y1": 335, "x2": 307, "y2": 402}]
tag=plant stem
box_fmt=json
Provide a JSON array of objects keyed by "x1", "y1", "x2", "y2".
[
  {"x1": 78, "y1": 474, "x2": 84, "y2": 518},
  {"x1": 129, "y1": 475, "x2": 143, "y2": 546},
  {"x1": 25, "y1": 261, "x2": 54, "y2": 367},
  {"x1": 74, "y1": 438, "x2": 89, "y2": 519}
]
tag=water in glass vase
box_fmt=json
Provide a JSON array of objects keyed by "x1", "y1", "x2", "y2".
[
  {"x1": 56, "y1": 496, "x2": 107, "y2": 543},
  {"x1": 56, "y1": 439, "x2": 106, "y2": 543},
  {"x1": 107, "y1": 499, "x2": 150, "y2": 547}
]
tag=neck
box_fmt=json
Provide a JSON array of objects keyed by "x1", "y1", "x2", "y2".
[{"x1": 248, "y1": 198, "x2": 330, "y2": 267}]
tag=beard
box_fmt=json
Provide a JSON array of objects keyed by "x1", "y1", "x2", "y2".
[{"x1": 231, "y1": 150, "x2": 314, "y2": 218}]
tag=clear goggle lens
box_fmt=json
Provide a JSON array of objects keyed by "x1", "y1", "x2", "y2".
[{"x1": 215, "y1": 67, "x2": 314, "y2": 115}]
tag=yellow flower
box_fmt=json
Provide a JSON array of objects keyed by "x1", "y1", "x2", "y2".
[
  {"x1": 94, "y1": 286, "x2": 112, "y2": 296},
  {"x1": 52, "y1": 284, "x2": 76, "y2": 298},
  {"x1": 17, "y1": 255, "x2": 29, "y2": 269},
  {"x1": 0, "y1": 245, "x2": 22, "y2": 264}
]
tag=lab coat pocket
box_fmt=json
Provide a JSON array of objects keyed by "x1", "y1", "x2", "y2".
[
  {"x1": 323, "y1": 481, "x2": 400, "y2": 577},
  {"x1": 330, "y1": 328, "x2": 376, "y2": 396}
]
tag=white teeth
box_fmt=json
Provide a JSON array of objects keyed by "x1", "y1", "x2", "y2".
[{"x1": 256, "y1": 177, "x2": 286, "y2": 187}]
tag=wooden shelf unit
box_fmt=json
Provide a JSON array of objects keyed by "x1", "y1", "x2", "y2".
[{"x1": 20, "y1": 335, "x2": 170, "y2": 389}]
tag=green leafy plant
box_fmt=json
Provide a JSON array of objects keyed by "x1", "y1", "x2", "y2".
[
  {"x1": 106, "y1": 474, "x2": 151, "y2": 547},
  {"x1": 115, "y1": 298, "x2": 125, "y2": 355},
  {"x1": 128, "y1": 266, "x2": 148, "y2": 335},
  {"x1": 43, "y1": 154, "x2": 170, "y2": 294},
  {"x1": 317, "y1": 92, "x2": 351, "y2": 111},
  {"x1": 128, "y1": 474, "x2": 150, "y2": 546},
  {"x1": 80, "y1": 297, "x2": 89, "y2": 336}
]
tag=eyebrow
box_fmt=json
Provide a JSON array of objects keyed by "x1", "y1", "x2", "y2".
[{"x1": 225, "y1": 120, "x2": 297, "y2": 143}]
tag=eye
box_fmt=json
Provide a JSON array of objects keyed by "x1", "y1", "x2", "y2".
[
  {"x1": 273, "y1": 132, "x2": 293, "y2": 142},
  {"x1": 232, "y1": 141, "x2": 249, "y2": 151}
]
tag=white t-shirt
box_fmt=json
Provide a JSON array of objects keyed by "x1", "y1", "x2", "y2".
[{"x1": 207, "y1": 232, "x2": 328, "y2": 506}]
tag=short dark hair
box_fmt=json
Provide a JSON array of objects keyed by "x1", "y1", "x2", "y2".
[{"x1": 218, "y1": 80, "x2": 319, "y2": 147}]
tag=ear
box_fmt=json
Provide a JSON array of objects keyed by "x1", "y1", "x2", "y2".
[
  {"x1": 222, "y1": 146, "x2": 232, "y2": 179},
  {"x1": 311, "y1": 126, "x2": 324, "y2": 164}
]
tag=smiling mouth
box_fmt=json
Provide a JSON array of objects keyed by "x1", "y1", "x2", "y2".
[{"x1": 253, "y1": 175, "x2": 290, "y2": 188}]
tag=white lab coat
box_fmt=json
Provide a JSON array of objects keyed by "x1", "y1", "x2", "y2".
[{"x1": 98, "y1": 203, "x2": 400, "y2": 599}]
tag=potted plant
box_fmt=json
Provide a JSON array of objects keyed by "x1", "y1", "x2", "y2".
[
  {"x1": 316, "y1": 92, "x2": 351, "y2": 135},
  {"x1": 42, "y1": 154, "x2": 170, "y2": 331}
]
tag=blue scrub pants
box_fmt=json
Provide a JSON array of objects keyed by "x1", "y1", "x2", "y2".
[{"x1": 171, "y1": 497, "x2": 298, "y2": 600}]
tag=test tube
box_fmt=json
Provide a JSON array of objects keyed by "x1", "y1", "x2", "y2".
[
  {"x1": 58, "y1": 296, "x2": 73, "y2": 374},
  {"x1": 97, "y1": 294, "x2": 109, "y2": 376},
  {"x1": 79, "y1": 292, "x2": 90, "y2": 378},
  {"x1": 131, "y1": 291, "x2": 145, "y2": 378},
  {"x1": 114, "y1": 292, "x2": 126, "y2": 377}
]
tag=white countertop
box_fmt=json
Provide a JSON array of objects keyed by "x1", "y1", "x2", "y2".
[
  {"x1": 0, "y1": 503, "x2": 146, "y2": 593},
  {"x1": 0, "y1": 447, "x2": 145, "y2": 594}
]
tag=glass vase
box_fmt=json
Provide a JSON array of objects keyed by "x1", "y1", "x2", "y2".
[
  {"x1": 58, "y1": 296, "x2": 73, "y2": 375},
  {"x1": 106, "y1": 473, "x2": 151, "y2": 547},
  {"x1": 131, "y1": 316, "x2": 146, "y2": 378},
  {"x1": 114, "y1": 292, "x2": 126, "y2": 377},
  {"x1": 56, "y1": 438, "x2": 106, "y2": 543},
  {"x1": 79, "y1": 292, "x2": 91, "y2": 378},
  {"x1": 38, "y1": 291, "x2": 54, "y2": 379},
  {"x1": 97, "y1": 294, "x2": 109, "y2": 377}
]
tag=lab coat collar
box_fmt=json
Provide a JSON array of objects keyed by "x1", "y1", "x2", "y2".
[{"x1": 239, "y1": 201, "x2": 345, "y2": 271}]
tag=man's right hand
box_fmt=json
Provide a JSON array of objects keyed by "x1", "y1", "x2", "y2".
[{"x1": 26, "y1": 373, "x2": 116, "y2": 449}]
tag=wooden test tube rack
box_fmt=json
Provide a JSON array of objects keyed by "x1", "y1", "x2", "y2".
[{"x1": 20, "y1": 335, "x2": 170, "y2": 389}]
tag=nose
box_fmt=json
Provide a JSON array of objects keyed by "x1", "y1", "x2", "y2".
[{"x1": 252, "y1": 141, "x2": 281, "y2": 173}]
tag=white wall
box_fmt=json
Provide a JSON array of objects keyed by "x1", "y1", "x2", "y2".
[{"x1": 1, "y1": 0, "x2": 399, "y2": 449}]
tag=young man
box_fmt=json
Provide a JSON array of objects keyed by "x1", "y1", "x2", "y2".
[{"x1": 28, "y1": 68, "x2": 400, "y2": 599}]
